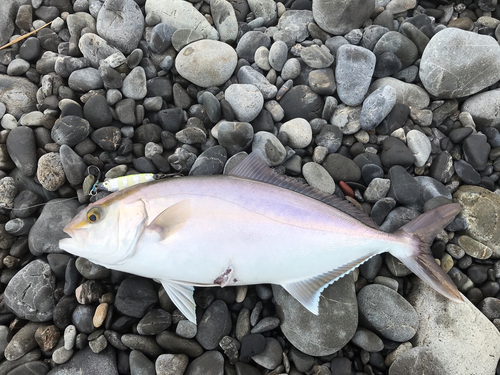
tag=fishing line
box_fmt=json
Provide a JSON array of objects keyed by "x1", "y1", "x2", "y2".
[{"x1": 10, "y1": 196, "x2": 80, "y2": 211}]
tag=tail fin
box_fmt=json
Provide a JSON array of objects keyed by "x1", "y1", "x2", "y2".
[{"x1": 392, "y1": 203, "x2": 464, "y2": 303}]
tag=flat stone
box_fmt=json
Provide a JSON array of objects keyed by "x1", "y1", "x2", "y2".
[
  {"x1": 453, "y1": 185, "x2": 500, "y2": 258},
  {"x1": 420, "y1": 28, "x2": 500, "y2": 99},
  {"x1": 6, "y1": 126, "x2": 37, "y2": 177},
  {"x1": 336, "y1": 45, "x2": 376, "y2": 106},
  {"x1": 4, "y1": 260, "x2": 56, "y2": 322},
  {"x1": 462, "y1": 88, "x2": 500, "y2": 128},
  {"x1": 175, "y1": 40, "x2": 237, "y2": 87},
  {"x1": 312, "y1": 0, "x2": 374, "y2": 35},
  {"x1": 358, "y1": 284, "x2": 418, "y2": 342},
  {"x1": 407, "y1": 278, "x2": 500, "y2": 375},
  {"x1": 370, "y1": 77, "x2": 429, "y2": 109},
  {"x1": 145, "y1": 0, "x2": 218, "y2": 39},
  {"x1": 0, "y1": 76, "x2": 37, "y2": 119},
  {"x1": 78, "y1": 33, "x2": 124, "y2": 69},
  {"x1": 273, "y1": 274, "x2": 357, "y2": 357}
]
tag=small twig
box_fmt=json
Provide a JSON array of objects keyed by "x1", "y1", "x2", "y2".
[{"x1": 0, "y1": 21, "x2": 53, "y2": 51}]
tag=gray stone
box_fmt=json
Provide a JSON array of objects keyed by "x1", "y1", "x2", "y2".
[
  {"x1": 279, "y1": 118, "x2": 312, "y2": 148},
  {"x1": 453, "y1": 186, "x2": 500, "y2": 258},
  {"x1": 156, "y1": 354, "x2": 189, "y2": 375},
  {"x1": 248, "y1": 0, "x2": 276, "y2": 24},
  {"x1": 46, "y1": 346, "x2": 118, "y2": 375},
  {"x1": 308, "y1": 68, "x2": 336, "y2": 96},
  {"x1": 4, "y1": 260, "x2": 56, "y2": 322},
  {"x1": 184, "y1": 351, "x2": 223, "y2": 375},
  {"x1": 171, "y1": 29, "x2": 204, "y2": 52},
  {"x1": 0, "y1": 76, "x2": 37, "y2": 119},
  {"x1": 235, "y1": 31, "x2": 271, "y2": 63},
  {"x1": 330, "y1": 104, "x2": 362, "y2": 135},
  {"x1": 251, "y1": 337, "x2": 282, "y2": 369},
  {"x1": 149, "y1": 23, "x2": 175, "y2": 54},
  {"x1": 96, "y1": 0, "x2": 144, "y2": 54},
  {"x1": 145, "y1": 0, "x2": 218, "y2": 40},
  {"x1": 300, "y1": 45, "x2": 334, "y2": 69},
  {"x1": 358, "y1": 284, "x2": 418, "y2": 342},
  {"x1": 252, "y1": 132, "x2": 286, "y2": 166},
  {"x1": 28, "y1": 199, "x2": 79, "y2": 256},
  {"x1": 211, "y1": 0, "x2": 238, "y2": 43},
  {"x1": 7, "y1": 58, "x2": 30, "y2": 76},
  {"x1": 407, "y1": 278, "x2": 500, "y2": 375},
  {"x1": 313, "y1": 0, "x2": 374, "y2": 35},
  {"x1": 176, "y1": 40, "x2": 237, "y2": 87},
  {"x1": 269, "y1": 41, "x2": 288, "y2": 71},
  {"x1": 68, "y1": 68, "x2": 104, "y2": 92},
  {"x1": 60, "y1": 145, "x2": 87, "y2": 185},
  {"x1": 196, "y1": 300, "x2": 232, "y2": 350},
  {"x1": 78, "y1": 33, "x2": 124, "y2": 69},
  {"x1": 406, "y1": 129, "x2": 431, "y2": 167},
  {"x1": 369, "y1": 77, "x2": 429, "y2": 109},
  {"x1": 389, "y1": 347, "x2": 447, "y2": 375},
  {"x1": 237, "y1": 66, "x2": 277, "y2": 99},
  {"x1": 373, "y1": 31, "x2": 418, "y2": 69},
  {"x1": 336, "y1": 44, "x2": 376, "y2": 106},
  {"x1": 277, "y1": 10, "x2": 313, "y2": 43},
  {"x1": 302, "y1": 162, "x2": 335, "y2": 194},
  {"x1": 0, "y1": 0, "x2": 30, "y2": 46},
  {"x1": 189, "y1": 145, "x2": 227, "y2": 176},
  {"x1": 420, "y1": 28, "x2": 500, "y2": 99},
  {"x1": 225, "y1": 84, "x2": 264, "y2": 122},
  {"x1": 461, "y1": 89, "x2": 500, "y2": 128},
  {"x1": 273, "y1": 274, "x2": 357, "y2": 357},
  {"x1": 351, "y1": 327, "x2": 384, "y2": 352},
  {"x1": 122, "y1": 67, "x2": 147, "y2": 100},
  {"x1": 281, "y1": 58, "x2": 301, "y2": 81},
  {"x1": 359, "y1": 85, "x2": 397, "y2": 130},
  {"x1": 6, "y1": 126, "x2": 37, "y2": 177},
  {"x1": 67, "y1": 12, "x2": 96, "y2": 37},
  {"x1": 364, "y1": 178, "x2": 391, "y2": 203},
  {"x1": 217, "y1": 121, "x2": 254, "y2": 156}
]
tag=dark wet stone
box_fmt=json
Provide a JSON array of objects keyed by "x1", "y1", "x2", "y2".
[
  {"x1": 387, "y1": 166, "x2": 421, "y2": 206},
  {"x1": 380, "y1": 137, "x2": 414, "y2": 169},
  {"x1": 315, "y1": 124, "x2": 343, "y2": 154},
  {"x1": 235, "y1": 31, "x2": 271, "y2": 63},
  {"x1": 156, "y1": 331, "x2": 204, "y2": 358},
  {"x1": 51, "y1": 116, "x2": 91, "y2": 146},
  {"x1": 189, "y1": 145, "x2": 227, "y2": 176},
  {"x1": 157, "y1": 108, "x2": 184, "y2": 133},
  {"x1": 279, "y1": 85, "x2": 323, "y2": 121},
  {"x1": 60, "y1": 144, "x2": 86, "y2": 185},
  {"x1": 115, "y1": 277, "x2": 159, "y2": 318},
  {"x1": 149, "y1": 23, "x2": 175, "y2": 54},
  {"x1": 196, "y1": 300, "x2": 232, "y2": 350},
  {"x1": 429, "y1": 151, "x2": 454, "y2": 184},
  {"x1": 240, "y1": 334, "x2": 266, "y2": 357},
  {"x1": 91, "y1": 126, "x2": 122, "y2": 152},
  {"x1": 217, "y1": 121, "x2": 254, "y2": 156},
  {"x1": 454, "y1": 159, "x2": 481, "y2": 185},
  {"x1": 322, "y1": 153, "x2": 361, "y2": 182},
  {"x1": 72, "y1": 304, "x2": 96, "y2": 334},
  {"x1": 121, "y1": 334, "x2": 163, "y2": 358},
  {"x1": 137, "y1": 309, "x2": 171, "y2": 335},
  {"x1": 28, "y1": 199, "x2": 79, "y2": 256},
  {"x1": 75, "y1": 257, "x2": 111, "y2": 280},
  {"x1": 376, "y1": 103, "x2": 410, "y2": 135},
  {"x1": 463, "y1": 133, "x2": 490, "y2": 172},
  {"x1": 6, "y1": 126, "x2": 37, "y2": 177},
  {"x1": 185, "y1": 351, "x2": 223, "y2": 375},
  {"x1": 83, "y1": 95, "x2": 113, "y2": 129},
  {"x1": 53, "y1": 296, "x2": 79, "y2": 330}
]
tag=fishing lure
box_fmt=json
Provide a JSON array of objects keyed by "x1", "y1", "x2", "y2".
[{"x1": 90, "y1": 173, "x2": 181, "y2": 195}]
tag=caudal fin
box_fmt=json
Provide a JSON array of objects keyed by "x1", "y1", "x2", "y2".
[{"x1": 393, "y1": 203, "x2": 464, "y2": 303}]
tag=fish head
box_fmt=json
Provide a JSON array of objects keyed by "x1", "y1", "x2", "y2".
[{"x1": 59, "y1": 194, "x2": 148, "y2": 267}]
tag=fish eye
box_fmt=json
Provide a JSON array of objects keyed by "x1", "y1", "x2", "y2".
[{"x1": 87, "y1": 207, "x2": 102, "y2": 223}]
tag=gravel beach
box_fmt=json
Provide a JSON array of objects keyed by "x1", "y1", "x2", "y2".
[{"x1": 1, "y1": 0, "x2": 500, "y2": 374}]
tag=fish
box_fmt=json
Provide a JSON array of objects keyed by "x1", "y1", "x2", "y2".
[{"x1": 59, "y1": 152, "x2": 464, "y2": 324}]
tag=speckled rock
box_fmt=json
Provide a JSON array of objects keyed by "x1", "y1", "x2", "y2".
[
  {"x1": 37, "y1": 153, "x2": 66, "y2": 192},
  {"x1": 453, "y1": 186, "x2": 500, "y2": 258},
  {"x1": 0, "y1": 76, "x2": 38, "y2": 119}
]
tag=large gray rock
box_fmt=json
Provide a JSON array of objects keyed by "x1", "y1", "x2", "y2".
[
  {"x1": 313, "y1": 0, "x2": 374, "y2": 35},
  {"x1": 453, "y1": 185, "x2": 500, "y2": 258},
  {"x1": 78, "y1": 33, "x2": 124, "y2": 68},
  {"x1": 406, "y1": 278, "x2": 500, "y2": 375},
  {"x1": 461, "y1": 89, "x2": 500, "y2": 128},
  {"x1": 272, "y1": 274, "x2": 357, "y2": 357},
  {"x1": 145, "y1": 0, "x2": 218, "y2": 40},
  {"x1": 175, "y1": 40, "x2": 237, "y2": 87},
  {"x1": 0, "y1": 0, "x2": 30, "y2": 46},
  {"x1": 0, "y1": 76, "x2": 37, "y2": 119},
  {"x1": 369, "y1": 77, "x2": 429, "y2": 109},
  {"x1": 4, "y1": 260, "x2": 56, "y2": 322},
  {"x1": 96, "y1": 0, "x2": 144, "y2": 54},
  {"x1": 336, "y1": 44, "x2": 376, "y2": 106},
  {"x1": 28, "y1": 199, "x2": 80, "y2": 256},
  {"x1": 46, "y1": 346, "x2": 118, "y2": 375},
  {"x1": 419, "y1": 28, "x2": 500, "y2": 99}
]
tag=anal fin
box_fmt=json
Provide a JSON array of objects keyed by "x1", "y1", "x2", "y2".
[
  {"x1": 282, "y1": 254, "x2": 375, "y2": 315},
  {"x1": 160, "y1": 280, "x2": 197, "y2": 324}
]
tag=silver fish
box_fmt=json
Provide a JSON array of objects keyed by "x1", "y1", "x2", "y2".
[{"x1": 59, "y1": 152, "x2": 463, "y2": 323}]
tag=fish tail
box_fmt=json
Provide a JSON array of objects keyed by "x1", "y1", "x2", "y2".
[{"x1": 391, "y1": 203, "x2": 464, "y2": 303}]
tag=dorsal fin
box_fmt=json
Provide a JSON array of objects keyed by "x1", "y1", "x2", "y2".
[{"x1": 229, "y1": 151, "x2": 379, "y2": 230}]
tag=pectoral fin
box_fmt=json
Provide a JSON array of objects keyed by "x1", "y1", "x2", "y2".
[
  {"x1": 282, "y1": 254, "x2": 375, "y2": 315},
  {"x1": 161, "y1": 280, "x2": 197, "y2": 324},
  {"x1": 145, "y1": 200, "x2": 192, "y2": 241}
]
